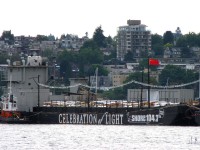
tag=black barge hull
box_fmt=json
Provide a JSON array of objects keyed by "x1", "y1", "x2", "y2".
[{"x1": 27, "y1": 104, "x2": 197, "y2": 126}]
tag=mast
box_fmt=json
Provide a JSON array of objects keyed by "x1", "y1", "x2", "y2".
[
  {"x1": 95, "y1": 67, "x2": 98, "y2": 94},
  {"x1": 9, "y1": 73, "x2": 13, "y2": 109},
  {"x1": 140, "y1": 71, "x2": 144, "y2": 109},
  {"x1": 87, "y1": 75, "x2": 91, "y2": 112},
  {"x1": 38, "y1": 75, "x2": 40, "y2": 107},
  {"x1": 148, "y1": 57, "x2": 150, "y2": 109},
  {"x1": 9, "y1": 73, "x2": 12, "y2": 95}
]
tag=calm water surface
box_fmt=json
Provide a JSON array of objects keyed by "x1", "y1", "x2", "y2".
[{"x1": 0, "y1": 125, "x2": 200, "y2": 150}]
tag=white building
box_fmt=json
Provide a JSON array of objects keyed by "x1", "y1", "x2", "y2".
[{"x1": 117, "y1": 20, "x2": 151, "y2": 61}]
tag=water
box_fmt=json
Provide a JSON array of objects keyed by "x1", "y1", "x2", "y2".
[{"x1": 0, "y1": 125, "x2": 200, "y2": 150}]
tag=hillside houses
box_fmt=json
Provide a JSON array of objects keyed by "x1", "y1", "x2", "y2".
[{"x1": 0, "y1": 32, "x2": 89, "y2": 56}]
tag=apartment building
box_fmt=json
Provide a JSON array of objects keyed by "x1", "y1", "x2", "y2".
[
  {"x1": 112, "y1": 74, "x2": 128, "y2": 87},
  {"x1": 117, "y1": 20, "x2": 151, "y2": 61}
]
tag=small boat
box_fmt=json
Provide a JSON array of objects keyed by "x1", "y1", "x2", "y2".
[{"x1": 0, "y1": 75, "x2": 29, "y2": 123}]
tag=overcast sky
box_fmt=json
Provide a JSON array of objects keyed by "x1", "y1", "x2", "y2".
[{"x1": 0, "y1": 0, "x2": 200, "y2": 38}]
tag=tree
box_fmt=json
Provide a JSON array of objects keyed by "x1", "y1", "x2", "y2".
[
  {"x1": 106, "y1": 36, "x2": 113, "y2": 45},
  {"x1": 176, "y1": 32, "x2": 200, "y2": 47},
  {"x1": 124, "y1": 71, "x2": 158, "y2": 90},
  {"x1": 186, "y1": 32, "x2": 198, "y2": 47},
  {"x1": 124, "y1": 50, "x2": 134, "y2": 62},
  {"x1": 101, "y1": 87, "x2": 125, "y2": 100},
  {"x1": 104, "y1": 36, "x2": 117, "y2": 61},
  {"x1": 42, "y1": 48, "x2": 54, "y2": 58},
  {"x1": 163, "y1": 31, "x2": 174, "y2": 45},
  {"x1": 35, "y1": 35, "x2": 48, "y2": 43},
  {"x1": 181, "y1": 47, "x2": 192, "y2": 58},
  {"x1": 79, "y1": 48, "x2": 103, "y2": 64},
  {"x1": 48, "y1": 34, "x2": 55, "y2": 41},
  {"x1": 138, "y1": 58, "x2": 148, "y2": 70},
  {"x1": 93, "y1": 26, "x2": 106, "y2": 48},
  {"x1": 159, "y1": 65, "x2": 198, "y2": 86},
  {"x1": 104, "y1": 49, "x2": 116, "y2": 61},
  {"x1": 87, "y1": 64, "x2": 108, "y2": 76},
  {"x1": 152, "y1": 34, "x2": 163, "y2": 45},
  {"x1": 57, "y1": 50, "x2": 77, "y2": 83},
  {"x1": 0, "y1": 53, "x2": 8, "y2": 64},
  {"x1": 151, "y1": 34, "x2": 164, "y2": 56},
  {"x1": 152, "y1": 44, "x2": 164, "y2": 56},
  {"x1": 1, "y1": 30, "x2": 14, "y2": 45},
  {"x1": 164, "y1": 43, "x2": 173, "y2": 48},
  {"x1": 81, "y1": 40, "x2": 98, "y2": 50},
  {"x1": 78, "y1": 47, "x2": 103, "y2": 76},
  {"x1": 176, "y1": 36, "x2": 188, "y2": 47}
]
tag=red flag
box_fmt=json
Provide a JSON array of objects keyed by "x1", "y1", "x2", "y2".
[{"x1": 149, "y1": 58, "x2": 160, "y2": 66}]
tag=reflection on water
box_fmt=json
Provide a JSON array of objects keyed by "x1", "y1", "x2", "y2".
[{"x1": 0, "y1": 125, "x2": 200, "y2": 150}]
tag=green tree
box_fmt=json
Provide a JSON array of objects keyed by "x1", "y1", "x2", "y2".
[
  {"x1": 163, "y1": 31, "x2": 174, "y2": 45},
  {"x1": 101, "y1": 87, "x2": 125, "y2": 100},
  {"x1": 87, "y1": 64, "x2": 108, "y2": 76},
  {"x1": 0, "y1": 53, "x2": 9, "y2": 64},
  {"x1": 59, "y1": 60, "x2": 72, "y2": 84},
  {"x1": 176, "y1": 36, "x2": 188, "y2": 47},
  {"x1": 93, "y1": 26, "x2": 106, "y2": 48},
  {"x1": 152, "y1": 34, "x2": 163, "y2": 45},
  {"x1": 138, "y1": 58, "x2": 148, "y2": 70},
  {"x1": 159, "y1": 65, "x2": 198, "y2": 86},
  {"x1": 57, "y1": 50, "x2": 77, "y2": 83},
  {"x1": 81, "y1": 40, "x2": 98, "y2": 50},
  {"x1": 164, "y1": 43, "x2": 173, "y2": 48},
  {"x1": 35, "y1": 35, "x2": 49, "y2": 43},
  {"x1": 48, "y1": 34, "x2": 55, "y2": 41},
  {"x1": 79, "y1": 48, "x2": 103, "y2": 64},
  {"x1": 106, "y1": 36, "x2": 113, "y2": 45},
  {"x1": 124, "y1": 50, "x2": 134, "y2": 62},
  {"x1": 176, "y1": 32, "x2": 200, "y2": 47},
  {"x1": 197, "y1": 33, "x2": 200, "y2": 47},
  {"x1": 104, "y1": 36, "x2": 117, "y2": 61},
  {"x1": 124, "y1": 71, "x2": 158, "y2": 90},
  {"x1": 181, "y1": 47, "x2": 192, "y2": 58},
  {"x1": 1, "y1": 30, "x2": 14, "y2": 45},
  {"x1": 151, "y1": 34, "x2": 164, "y2": 56},
  {"x1": 104, "y1": 49, "x2": 116, "y2": 61},
  {"x1": 185, "y1": 32, "x2": 198, "y2": 47},
  {"x1": 42, "y1": 48, "x2": 55, "y2": 58},
  {"x1": 78, "y1": 47, "x2": 103, "y2": 76}
]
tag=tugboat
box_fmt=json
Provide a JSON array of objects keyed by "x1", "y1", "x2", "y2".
[{"x1": 0, "y1": 75, "x2": 28, "y2": 123}]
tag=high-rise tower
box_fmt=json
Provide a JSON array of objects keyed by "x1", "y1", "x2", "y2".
[{"x1": 117, "y1": 20, "x2": 151, "y2": 61}]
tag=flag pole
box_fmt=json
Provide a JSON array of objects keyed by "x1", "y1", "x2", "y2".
[{"x1": 148, "y1": 57, "x2": 150, "y2": 109}]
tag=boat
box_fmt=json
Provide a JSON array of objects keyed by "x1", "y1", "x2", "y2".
[
  {"x1": 0, "y1": 75, "x2": 29, "y2": 123},
  {"x1": 0, "y1": 54, "x2": 199, "y2": 125}
]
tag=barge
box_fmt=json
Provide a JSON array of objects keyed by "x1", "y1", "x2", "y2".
[{"x1": 0, "y1": 54, "x2": 199, "y2": 125}]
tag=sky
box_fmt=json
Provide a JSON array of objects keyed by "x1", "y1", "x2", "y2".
[{"x1": 0, "y1": 0, "x2": 200, "y2": 38}]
